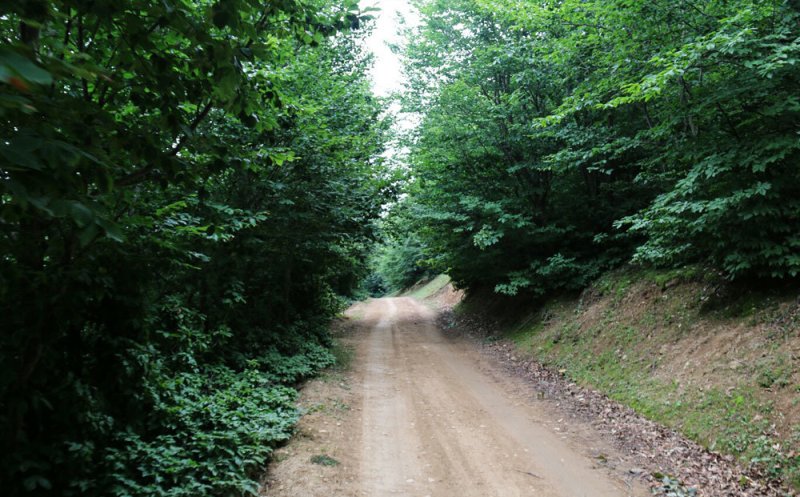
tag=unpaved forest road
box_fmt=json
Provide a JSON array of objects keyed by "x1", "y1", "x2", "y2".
[{"x1": 265, "y1": 297, "x2": 646, "y2": 497}]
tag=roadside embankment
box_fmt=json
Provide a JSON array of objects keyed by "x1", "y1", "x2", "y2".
[{"x1": 440, "y1": 268, "x2": 800, "y2": 494}]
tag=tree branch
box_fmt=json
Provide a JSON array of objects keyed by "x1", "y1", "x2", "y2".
[{"x1": 116, "y1": 101, "x2": 214, "y2": 187}]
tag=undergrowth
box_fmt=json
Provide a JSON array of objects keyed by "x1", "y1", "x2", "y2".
[{"x1": 95, "y1": 341, "x2": 336, "y2": 497}]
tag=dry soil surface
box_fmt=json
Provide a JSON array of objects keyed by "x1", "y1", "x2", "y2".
[{"x1": 263, "y1": 297, "x2": 647, "y2": 497}]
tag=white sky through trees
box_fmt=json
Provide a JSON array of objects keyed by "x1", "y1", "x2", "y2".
[
  {"x1": 360, "y1": 0, "x2": 420, "y2": 163},
  {"x1": 360, "y1": 0, "x2": 418, "y2": 97}
]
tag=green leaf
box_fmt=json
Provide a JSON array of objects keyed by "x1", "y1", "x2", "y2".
[
  {"x1": 96, "y1": 218, "x2": 126, "y2": 243},
  {"x1": 68, "y1": 201, "x2": 95, "y2": 227},
  {"x1": 0, "y1": 48, "x2": 52, "y2": 86}
]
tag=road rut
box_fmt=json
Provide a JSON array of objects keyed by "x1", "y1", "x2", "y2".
[{"x1": 265, "y1": 297, "x2": 645, "y2": 496}]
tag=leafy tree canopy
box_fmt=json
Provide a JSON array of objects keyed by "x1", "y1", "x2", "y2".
[
  {"x1": 395, "y1": 0, "x2": 800, "y2": 298},
  {"x1": 1, "y1": 1, "x2": 392, "y2": 495}
]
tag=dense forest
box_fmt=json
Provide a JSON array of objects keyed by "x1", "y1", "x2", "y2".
[
  {"x1": 3, "y1": 0, "x2": 800, "y2": 495},
  {"x1": 1, "y1": 0, "x2": 393, "y2": 495},
  {"x1": 377, "y1": 0, "x2": 800, "y2": 297}
]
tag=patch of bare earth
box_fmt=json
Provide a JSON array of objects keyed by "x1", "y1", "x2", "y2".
[
  {"x1": 478, "y1": 338, "x2": 793, "y2": 496},
  {"x1": 428, "y1": 278, "x2": 465, "y2": 308},
  {"x1": 262, "y1": 296, "x2": 648, "y2": 497},
  {"x1": 260, "y1": 303, "x2": 368, "y2": 497},
  {"x1": 586, "y1": 281, "x2": 800, "y2": 437},
  {"x1": 441, "y1": 280, "x2": 799, "y2": 497},
  {"x1": 579, "y1": 280, "x2": 800, "y2": 469}
]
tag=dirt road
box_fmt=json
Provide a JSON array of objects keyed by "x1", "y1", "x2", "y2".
[{"x1": 264, "y1": 297, "x2": 645, "y2": 497}]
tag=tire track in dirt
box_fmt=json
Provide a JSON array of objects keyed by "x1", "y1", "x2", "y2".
[{"x1": 265, "y1": 297, "x2": 646, "y2": 496}]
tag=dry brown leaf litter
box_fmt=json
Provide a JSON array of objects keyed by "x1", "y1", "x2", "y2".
[{"x1": 436, "y1": 307, "x2": 796, "y2": 497}]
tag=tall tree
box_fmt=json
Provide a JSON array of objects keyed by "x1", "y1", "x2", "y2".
[
  {"x1": 397, "y1": 0, "x2": 800, "y2": 298},
  {"x1": 0, "y1": 1, "x2": 391, "y2": 495}
]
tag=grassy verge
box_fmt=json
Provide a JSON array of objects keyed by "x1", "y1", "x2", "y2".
[
  {"x1": 496, "y1": 268, "x2": 800, "y2": 488},
  {"x1": 405, "y1": 274, "x2": 452, "y2": 300}
]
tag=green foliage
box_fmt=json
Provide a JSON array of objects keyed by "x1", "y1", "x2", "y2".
[
  {"x1": 103, "y1": 368, "x2": 299, "y2": 497},
  {"x1": 361, "y1": 272, "x2": 389, "y2": 298},
  {"x1": 398, "y1": 0, "x2": 655, "y2": 296},
  {"x1": 756, "y1": 355, "x2": 793, "y2": 390},
  {"x1": 372, "y1": 234, "x2": 434, "y2": 292},
  {"x1": 395, "y1": 0, "x2": 800, "y2": 300},
  {"x1": 310, "y1": 454, "x2": 340, "y2": 466},
  {"x1": 0, "y1": 1, "x2": 391, "y2": 495},
  {"x1": 654, "y1": 475, "x2": 697, "y2": 497}
]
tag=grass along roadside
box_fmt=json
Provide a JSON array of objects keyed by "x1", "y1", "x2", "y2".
[
  {"x1": 404, "y1": 274, "x2": 452, "y2": 300},
  {"x1": 485, "y1": 268, "x2": 800, "y2": 490}
]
